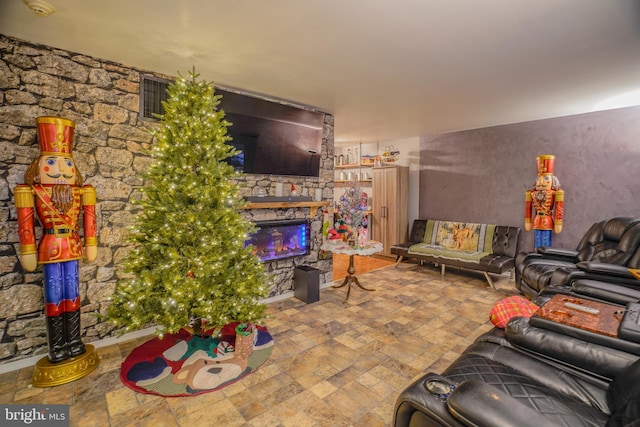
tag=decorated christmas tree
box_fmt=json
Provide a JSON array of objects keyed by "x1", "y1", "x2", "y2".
[
  {"x1": 335, "y1": 179, "x2": 368, "y2": 231},
  {"x1": 108, "y1": 69, "x2": 269, "y2": 337}
]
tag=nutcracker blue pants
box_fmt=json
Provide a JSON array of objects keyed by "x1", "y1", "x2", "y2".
[
  {"x1": 43, "y1": 260, "x2": 80, "y2": 317},
  {"x1": 534, "y1": 230, "x2": 552, "y2": 250}
]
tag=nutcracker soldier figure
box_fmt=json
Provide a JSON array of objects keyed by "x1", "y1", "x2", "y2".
[
  {"x1": 14, "y1": 116, "x2": 98, "y2": 367},
  {"x1": 525, "y1": 154, "x2": 564, "y2": 250}
]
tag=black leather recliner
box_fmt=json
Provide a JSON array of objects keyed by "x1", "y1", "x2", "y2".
[
  {"x1": 534, "y1": 235, "x2": 640, "y2": 307},
  {"x1": 393, "y1": 318, "x2": 640, "y2": 427},
  {"x1": 515, "y1": 217, "x2": 640, "y2": 298},
  {"x1": 564, "y1": 278, "x2": 640, "y2": 306},
  {"x1": 537, "y1": 275, "x2": 640, "y2": 307},
  {"x1": 547, "y1": 245, "x2": 640, "y2": 289}
]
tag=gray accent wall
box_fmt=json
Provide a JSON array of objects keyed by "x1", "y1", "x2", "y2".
[{"x1": 419, "y1": 106, "x2": 640, "y2": 252}]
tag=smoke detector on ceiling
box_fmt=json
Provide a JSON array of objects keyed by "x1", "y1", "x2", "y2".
[{"x1": 23, "y1": 0, "x2": 56, "y2": 16}]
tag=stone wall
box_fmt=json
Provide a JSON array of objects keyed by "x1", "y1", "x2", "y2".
[{"x1": 0, "y1": 34, "x2": 334, "y2": 364}]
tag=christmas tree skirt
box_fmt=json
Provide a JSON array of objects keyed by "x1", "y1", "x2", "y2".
[{"x1": 120, "y1": 323, "x2": 273, "y2": 397}]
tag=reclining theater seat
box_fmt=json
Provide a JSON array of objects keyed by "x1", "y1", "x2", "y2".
[
  {"x1": 564, "y1": 278, "x2": 640, "y2": 306},
  {"x1": 545, "y1": 222, "x2": 640, "y2": 296},
  {"x1": 393, "y1": 326, "x2": 640, "y2": 427},
  {"x1": 515, "y1": 217, "x2": 640, "y2": 299},
  {"x1": 515, "y1": 219, "x2": 608, "y2": 298},
  {"x1": 547, "y1": 239, "x2": 640, "y2": 296},
  {"x1": 534, "y1": 257, "x2": 640, "y2": 308}
]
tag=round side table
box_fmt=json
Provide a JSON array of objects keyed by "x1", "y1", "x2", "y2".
[{"x1": 321, "y1": 240, "x2": 384, "y2": 301}]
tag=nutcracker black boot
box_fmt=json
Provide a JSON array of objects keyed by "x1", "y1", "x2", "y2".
[
  {"x1": 46, "y1": 314, "x2": 69, "y2": 363},
  {"x1": 65, "y1": 310, "x2": 86, "y2": 357}
]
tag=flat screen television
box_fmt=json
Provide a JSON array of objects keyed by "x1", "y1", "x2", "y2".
[{"x1": 217, "y1": 89, "x2": 325, "y2": 177}]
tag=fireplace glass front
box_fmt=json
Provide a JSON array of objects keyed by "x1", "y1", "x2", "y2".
[{"x1": 247, "y1": 219, "x2": 309, "y2": 262}]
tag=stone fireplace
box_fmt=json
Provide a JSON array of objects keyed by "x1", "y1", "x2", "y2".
[{"x1": 238, "y1": 200, "x2": 332, "y2": 297}]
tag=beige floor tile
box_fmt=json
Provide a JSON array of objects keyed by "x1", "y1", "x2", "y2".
[
  {"x1": 106, "y1": 387, "x2": 139, "y2": 416},
  {"x1": 246, "y1": 410, "x2": 284, "y2": 427},
  {"x1": 1, "y1": 265, "x2": 519, "y2": 426}
]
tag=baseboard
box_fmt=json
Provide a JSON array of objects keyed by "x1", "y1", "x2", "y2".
[{"x1": 0, "y1": 326, "x2": 158, "y2": 375}]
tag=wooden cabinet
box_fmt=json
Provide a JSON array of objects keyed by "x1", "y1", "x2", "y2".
[{"x1": 371, "y1": 166, "x2": 409, "y2": 257}]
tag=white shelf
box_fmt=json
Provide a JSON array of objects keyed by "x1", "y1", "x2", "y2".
[
  {"x1": 335, "y1": 180, "x2": 372, "y2": 186},
  {"x1": 335, "y1": 163, "x2": 374, "y2": 169}
]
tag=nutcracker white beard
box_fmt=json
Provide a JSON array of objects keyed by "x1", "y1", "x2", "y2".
[{"x1": 51, "y1": 184, "x2": 74, "y2": 214}]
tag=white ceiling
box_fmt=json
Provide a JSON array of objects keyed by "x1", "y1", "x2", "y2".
[{"x1": 2, "y1": 0, "x2": 640, "y2": 144}]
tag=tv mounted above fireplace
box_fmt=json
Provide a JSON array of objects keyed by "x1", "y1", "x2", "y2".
[{"x1": 218, "y1": 89, "x2": 324, "y2": 177}]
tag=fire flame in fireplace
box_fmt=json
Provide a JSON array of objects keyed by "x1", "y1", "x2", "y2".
[{"x1": 246, "y1": 220, "x2": 309, "y2": 262}]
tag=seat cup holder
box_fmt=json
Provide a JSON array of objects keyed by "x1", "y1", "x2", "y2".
[{"x1": 424, "y1": 378, "x2": 455, "y2": 401}]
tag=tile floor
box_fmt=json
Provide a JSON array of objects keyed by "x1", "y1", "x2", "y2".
[{"x1": 0, "y1": 261, "x2": 519, "y2": 427}]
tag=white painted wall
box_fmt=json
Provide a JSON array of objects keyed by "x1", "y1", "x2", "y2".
[{"x1": 335, "y1": 138, "x2": 420, "y2": 235}]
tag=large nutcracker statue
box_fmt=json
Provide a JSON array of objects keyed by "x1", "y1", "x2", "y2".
[
  {"x1": 525, "y1": 154, "x2": 564, "y2": 250},
  {"x1": 14, "y1": 116, "x2": 99, "y2": 383}
]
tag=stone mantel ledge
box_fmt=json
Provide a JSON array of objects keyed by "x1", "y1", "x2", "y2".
[{"x1": 239, "y1": 201, "x2": 330, "y2": 217}]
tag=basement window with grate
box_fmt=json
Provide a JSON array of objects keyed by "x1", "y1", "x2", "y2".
[{"x1": 140, "y1": 74, "x2": 172, "y2": 119}]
